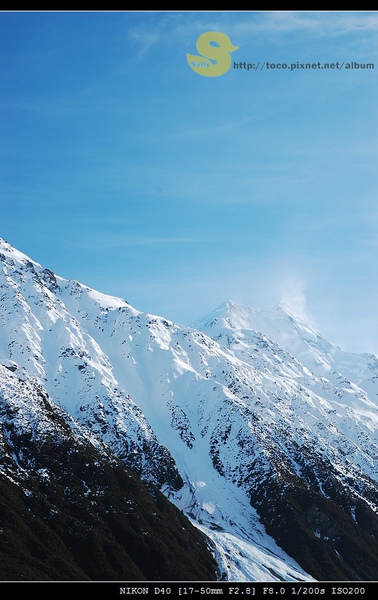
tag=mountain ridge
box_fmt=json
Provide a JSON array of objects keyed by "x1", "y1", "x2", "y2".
[{"x1": 1, "y1": 236, "x2": 377, "y2": 581}]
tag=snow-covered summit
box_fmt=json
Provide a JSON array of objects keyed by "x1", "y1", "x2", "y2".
[
  {"x1": 0, "y1": 236, "x2": 41, "y2": 267},
  {"x1": 194, "y1": 297, "x2": 325, "y2": 338},
  {"x1": 191, "y1": 299, "x2": 378, "y2": 384},
  {"x1": 0, "y1": 236, "x2": 129, "y2": 312}
]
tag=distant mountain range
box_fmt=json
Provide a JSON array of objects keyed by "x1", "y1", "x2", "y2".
[{"x1": 1, "y1": 237, "x2": 377, "y2": 581}]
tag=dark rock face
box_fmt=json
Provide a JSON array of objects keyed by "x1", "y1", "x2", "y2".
[
  {"x1": 248, "y1": 472, "x2": 378, "y2": 581},
  {"x1": 0, "y1": 369, "x2": 218, "y2": 581}
]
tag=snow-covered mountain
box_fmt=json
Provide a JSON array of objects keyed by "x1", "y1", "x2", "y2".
[
  {"x1": 191, "y1": 300, "x2": 378, "y2": 387},
  {"x1": 1, "y1": 237, "x2": 377, "y2": 581}
]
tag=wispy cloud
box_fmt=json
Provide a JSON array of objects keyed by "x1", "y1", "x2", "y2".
[
  {"x1": 72, "y1": 233, "x2": 198, "y2": 250},
  {"x1": 128, "y1": 29, "x2": 162, "y2": 58},
  {"x1": 276, "y1": 267, "x2": 311, "y2": 323},
  {"x1": 219, "y1": 11, "x2": 378, "y2": 37},
  {"x1": 120, "y1": 236, "x2": 197, "y2": 246},
  {"x1": 128, "y1": 11, "x2": 378, "y2": 60},
  {"x1": 174, "y1": 11, "x2": 378, "y2": 41}
]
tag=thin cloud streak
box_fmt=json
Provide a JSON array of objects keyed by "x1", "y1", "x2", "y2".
[
  {"x1": 70, "y1": 235, "x2": 199, "y2": 250},
  {"x1": 130, "y1": 11, "x2": 378, "y2": 52}
]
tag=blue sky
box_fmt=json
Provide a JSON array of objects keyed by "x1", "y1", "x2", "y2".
[{"x1": 1, "y1": 11, "x2": 377, "y2": 353}]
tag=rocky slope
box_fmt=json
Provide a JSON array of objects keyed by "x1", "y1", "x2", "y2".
[{"x1": 0, "y1": 361, "x2": 218, "y2": 581}]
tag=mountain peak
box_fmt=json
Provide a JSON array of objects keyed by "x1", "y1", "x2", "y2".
[
  {"x1": 190, "y1": 299, "x2": 342, "y2": 377},
  {"x1": 190, "y1": 299, "x2": 307, "y2": 334},
  {"x1": 0, "y1": 237, "x2": 38, "y2": 267}
]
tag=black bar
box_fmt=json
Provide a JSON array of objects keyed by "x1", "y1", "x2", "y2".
[{"x1": 0, "y1": 580, "x2": 377, "y2": 597}]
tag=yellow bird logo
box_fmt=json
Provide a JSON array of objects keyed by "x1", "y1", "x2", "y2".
[{"x1": 187, "y1": 31, "x2": 239, "y2": 77}]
